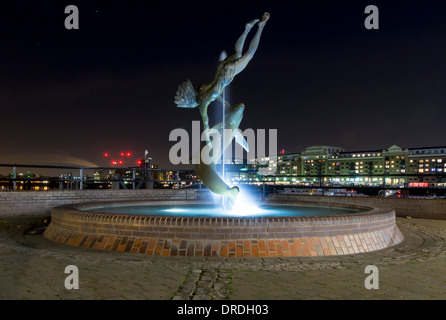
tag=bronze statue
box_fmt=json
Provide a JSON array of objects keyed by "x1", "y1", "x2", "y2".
[
  {"x1": 175, "y1": 12, "x2": 270, "y2": 140},
  {"x1": 174, "y1": 13, "x2": 270, "y2": 209}
]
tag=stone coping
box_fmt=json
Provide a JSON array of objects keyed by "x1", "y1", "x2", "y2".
[
  {"x1": 61, "y1": 199, "x2": 388, "y2": 224},
  {"x1": 44, "y1": 199, "x2": 404, "y2": 257}
]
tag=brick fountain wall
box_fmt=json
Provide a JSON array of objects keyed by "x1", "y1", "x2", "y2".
[{"x1": 43, "y1": 199, "x2": 403, "y2": 257}]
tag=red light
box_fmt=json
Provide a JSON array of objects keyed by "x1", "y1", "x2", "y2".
[
  {"x1": 120, "y1": 152, "x2": 124, "y2": 157},
  {"x1": 104, "y1": 153, "x2": 109, "y2": 157},
  {"x1": 127, "y1": 153, "x2": 131, "y2": 157},
  {"x1": 111, "y1": 161, "x2": 117, "y2": 165},
  {"x1": 137, "y1": 160, "x2": 142, "y2": 165},
  {"x1": 118, "y1": 160, "x2": 123, "y2": 165}
]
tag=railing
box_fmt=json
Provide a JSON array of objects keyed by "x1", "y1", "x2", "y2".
[
  {"x1": 0, "y1": 163, "x2": 197, "y2": 191},
  {"x1": 1, "y1": 164, "x2": 446, "y2": 198}
]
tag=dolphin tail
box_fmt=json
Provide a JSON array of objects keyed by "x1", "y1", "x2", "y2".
[
  {"x1": 224, "y1": 186, "x2": 240, "y2": 210},
  {"x1": 234, "y1": 130, "x2": 249, "y2": 152}
]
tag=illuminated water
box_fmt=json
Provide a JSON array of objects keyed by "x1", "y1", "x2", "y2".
[{"x1": 84, "y1": 203, "x2": 363, "y2": 218}]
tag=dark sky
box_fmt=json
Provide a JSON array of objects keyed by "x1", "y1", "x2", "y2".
[{"x1": 1, "y1": 0, "x2": 446, "y2": 171}]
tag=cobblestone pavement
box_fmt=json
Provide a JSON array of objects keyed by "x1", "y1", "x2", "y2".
[{"x1": 1, "y1": 215, "x2": 446, "y2": 300}]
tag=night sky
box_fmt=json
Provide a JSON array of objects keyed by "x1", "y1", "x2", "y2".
[{"x1": 1, "y1": 0, "x2": 446, "y2": 171}]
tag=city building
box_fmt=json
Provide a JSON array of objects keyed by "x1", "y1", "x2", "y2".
[{"x1": 223, "y1": 145, "x2": 446, "y2": 188}]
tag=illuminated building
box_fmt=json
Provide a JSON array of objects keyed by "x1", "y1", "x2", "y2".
[{"x1": 226, "y1": 145, "x2": 446, "y2": 187}]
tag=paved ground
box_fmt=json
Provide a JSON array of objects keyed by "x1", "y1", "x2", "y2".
[{"x1": 1, "y1": 214, "x2": 446, "y2": 300}]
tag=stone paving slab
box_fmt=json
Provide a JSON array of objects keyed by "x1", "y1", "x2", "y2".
[{"x1": 1, "y1": 215, "x2": 446, "y2": 300}]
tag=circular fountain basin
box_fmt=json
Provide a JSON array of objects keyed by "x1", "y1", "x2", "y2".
[
  {"x1": 83, "y1": 202, "x2": 366, "y2": 218},
  {"x1": 44, "y1": 200, "x2": 404, "y2": 257}
]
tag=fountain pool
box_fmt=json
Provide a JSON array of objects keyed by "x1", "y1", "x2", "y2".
[
  {"x1": 43, "y1": 199, "x2": 403, "y2": 257},
  {"x1": 82, "y1": 202, "x2": 366, "y2": 218}
]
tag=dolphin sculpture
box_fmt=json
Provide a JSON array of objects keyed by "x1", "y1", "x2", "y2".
[{"x1": 195, "y1": 103, "x2": 248, "y2": 210}]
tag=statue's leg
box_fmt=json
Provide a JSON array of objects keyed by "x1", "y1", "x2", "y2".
[
  {"x1": 233, "y1": 13, "x2": 270, "y2": 76},
  {"x1": 234, "y1": 19, "x2": 259, "y2": 59}
]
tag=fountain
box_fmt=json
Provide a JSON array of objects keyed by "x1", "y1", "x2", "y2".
[{"x1": 43, "y1": 13, "x2": 404, "y2": 257}]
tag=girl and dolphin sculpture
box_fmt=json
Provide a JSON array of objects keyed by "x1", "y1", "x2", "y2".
[{"x1": 174, "y1": 13, "x2": 270, "y2": 209}]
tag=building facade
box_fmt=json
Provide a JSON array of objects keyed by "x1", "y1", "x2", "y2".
[{"x1": 224, "y1": 145, "x2": 446, "y2": 187}]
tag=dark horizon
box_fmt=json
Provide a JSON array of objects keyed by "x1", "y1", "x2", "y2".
[{"x1": 2, "y1": 0, "x2": 446, "y2": 170}]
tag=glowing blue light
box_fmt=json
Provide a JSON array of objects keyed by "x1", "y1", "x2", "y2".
[
  {"x1": 164, "y1": 208, "x2": 186, "y2": 213},
  {"x1": 224, "y1": 187, "x2": 266, "y2": 217},
  {"x1": 229, "y1": 201, "x2": 267, "y2": 217}
]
